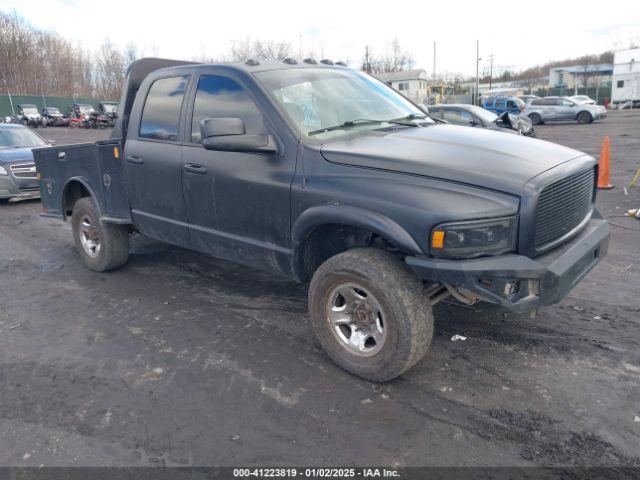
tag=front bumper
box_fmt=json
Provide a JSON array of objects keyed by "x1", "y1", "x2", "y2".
[
  {"x1": 0, "y1": 175, "x2": 40, "y2": 200},
  {"x1": 406, "y1": 217, "x2": 609, "y2": 313}
]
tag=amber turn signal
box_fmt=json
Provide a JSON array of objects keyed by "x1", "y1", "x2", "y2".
[{"x1": 432, "y1": 230, "x2": 445, "y2": 249}]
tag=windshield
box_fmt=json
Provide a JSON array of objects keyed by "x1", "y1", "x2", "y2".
[
  {"x1": 0, "y1": 127, "x2": 47, "y2": 148},
  {"x1": 46, "y1": 108, "x2": 61, "y2": 114},
  {"x1": 102, "y1": 103, "x2": 117, "y2": 113},
  {"x1": 466, "y1": 105, "x2": 498, "y2": 123},
  {"x1": 255, "y1": 68, "x2": 432, "y2": 139},
  {"x1": 21, "y1": 106, "x2": 38, "y2": 115}
]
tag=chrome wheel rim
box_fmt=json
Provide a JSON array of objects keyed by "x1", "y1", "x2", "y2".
[
  {"x1": 79, "y1": 214, "x2": 100, "y2": 258},
  {"x1": 326, "y1": 282, "x2": 387, "y2": 357}
]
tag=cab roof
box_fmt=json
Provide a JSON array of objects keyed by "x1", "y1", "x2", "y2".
[{"x1": 160, "y1": 59, "x2": 349, "y2": 75}]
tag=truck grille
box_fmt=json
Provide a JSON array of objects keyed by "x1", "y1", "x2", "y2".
[
  {"x1": 534, "y1": 167, "x2": 595, "y2": 249},
  {"x1": 10, "y1": 163, "x2": 37, "y2": 178}
]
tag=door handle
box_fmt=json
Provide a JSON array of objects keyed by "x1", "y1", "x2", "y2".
[
  {"x1": 183, "y1": 163, "x2": 207, "y2": 174},
  {"x1": 126, "y1": 155, "x2": 144, "y2": 165}
]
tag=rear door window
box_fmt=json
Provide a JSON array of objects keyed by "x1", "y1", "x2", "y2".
[{"x1": 139, "y1": 75, "x2": 189, "y2": 142}]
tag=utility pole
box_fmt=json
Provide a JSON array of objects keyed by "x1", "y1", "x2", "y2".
[
  {"x1": 433, "y1": 41, "x2": 437, "y2": 82},
  {"x1": 299, "y1": 33, "x2": 302, "y2": 61},
  {"x1": 489, "y1": 54, "x2": 494, "y2": 90},
  {"x1": 4, "y1": 80, "x2": 15, "y2": 116},
  {"x1": 475, "y1": 40, "x2": 480, "y2": 106}
]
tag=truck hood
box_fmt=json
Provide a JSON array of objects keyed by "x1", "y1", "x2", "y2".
[
  {"x1": 320, "y1": 124, "x2": 586, "y2": 195},
  {"x1": 0, "y1": 147, "x2": 35, "y2": 165}
]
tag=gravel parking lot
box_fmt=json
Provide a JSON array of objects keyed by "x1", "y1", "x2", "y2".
[{"x1": 1, "y1": 112, "x2": 639, "y2": 467}]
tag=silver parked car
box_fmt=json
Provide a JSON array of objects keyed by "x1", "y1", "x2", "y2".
[
  {"x1": 524, "y1": 96, "x2": 606, "y2": 125},
  {"x1": 0, "y1": 124, "x2": 50, "y2": 201}
]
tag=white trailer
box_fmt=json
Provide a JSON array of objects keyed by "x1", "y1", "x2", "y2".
[{"x1": 612, "y1": 48, "x2": 640, "y2": 108}]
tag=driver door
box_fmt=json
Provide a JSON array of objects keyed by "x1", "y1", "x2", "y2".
[{"x1": 181, "y1": 73, "x2": 296, "y2": 271}]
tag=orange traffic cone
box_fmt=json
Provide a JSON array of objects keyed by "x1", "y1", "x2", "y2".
[{"x1": 597, "y1": 136, "x2": 614, "y2": 190}]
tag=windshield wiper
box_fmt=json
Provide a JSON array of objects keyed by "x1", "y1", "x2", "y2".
[
  {"x1": 308, "y1": 119, "x2": 385, "y2": 136},
  {"x1": 389, "y1": 113, "x2": 428, "y2": 122},
  {"x1": 308, "y1": 117, "x2": 419, "y2": 136}
]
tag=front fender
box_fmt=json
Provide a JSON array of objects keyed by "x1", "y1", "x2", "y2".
[{"x1": 290, "y1": 204, "x2": 423, "y2": 281}]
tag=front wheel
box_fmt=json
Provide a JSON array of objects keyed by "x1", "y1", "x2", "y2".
[
  {"x1": 577, "y1": 111, "x2": 592, "y2": 124},
  {"x1": 309, "y1": 248, "x2": 433, "y2": 382},
  {"x1": 528, "y1": 113, "x2": 542, "y2": 125},
  {"x1": 71, "y1": 197, "x2": 129, "y2": 271}
]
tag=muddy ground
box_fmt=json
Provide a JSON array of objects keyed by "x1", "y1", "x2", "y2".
[{"x1": 0, "y1": 112, "x2": 639, "y2": 467}]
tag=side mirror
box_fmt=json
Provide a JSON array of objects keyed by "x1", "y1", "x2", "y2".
[
  {"x1": 201, "y1": 117, "x2": 245, "y2": 138},
  {"x1": 47, "y1": 140, "x2": 56, "y2": 145},
  {"x1": 201, "y1": 117, "x2": 277, "y2": 155}
]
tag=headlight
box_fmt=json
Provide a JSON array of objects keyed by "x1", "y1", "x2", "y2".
[
  {"x1": 0, "y1": 165, "x2": 8, "y2": 175},
  {"x1": 430, "y1": 217, "x2": 518, "y2": 259}
]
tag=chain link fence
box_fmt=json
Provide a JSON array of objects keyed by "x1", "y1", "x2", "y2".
[{"x1": 0, "y1": 94, "x2": 116, "y2": 119}]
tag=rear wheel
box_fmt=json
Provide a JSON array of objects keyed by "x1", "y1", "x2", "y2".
[
  {"x1": 528, "y1": 113, "x2": 542, "y2": 125},
  {"x1": 577, "y1": 111, "x2": 592, "y2": 124},
  {"x1": 71, "y1": 197, "x2": 129, "y2": 271},
  {"x1": 309, "y1": 248, "x2": 433, "y2": 382}
]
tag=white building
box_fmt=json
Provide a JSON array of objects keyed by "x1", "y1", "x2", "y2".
[
  {"x1": 612, "y1": 48, "x2": 640, "y2": 107},
  {"x1": 549, "y1": 64, "x2": 613, "y2": 90},
  {"x1": 375, "y1": 69, "x2": 429, "y2": 104}
]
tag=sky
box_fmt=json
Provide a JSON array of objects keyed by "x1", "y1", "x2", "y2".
[{"x1": 1, "y1": 0, "x2": 640, "y2": 77}]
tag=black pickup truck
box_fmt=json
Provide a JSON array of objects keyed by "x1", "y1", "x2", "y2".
[{"x1": 34, "y1": 58, "x2": 610, "y2": 381}]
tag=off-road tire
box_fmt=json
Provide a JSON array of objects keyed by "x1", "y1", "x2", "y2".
[
  {"x1": 577, "y1": 111, "x2": 592, "y2": 124},
  {"x1": 309, "y1": 248, "x2": 433, "y2": 382},
  {"x1": 71, "y1": 197, "x2": 129, "y2": 272},
  {"x1": 528, "y1": 113, "x2": 542, "y2": 125}
]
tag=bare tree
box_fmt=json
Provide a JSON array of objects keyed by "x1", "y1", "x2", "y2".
[
  {"x1": 361, "y1": 38, "x2": 415, "y2": 74},
  {"x1": 96, "y1": 40, "x2": 127, "y2": 98},
  {"x1": 0, "y1": 11, "x2": 96, "y2": 96},
  {"x1": 229, "y1": 38, "x2": 292, "y2": 62},
  {"x1": 361, "y1": 45, "x2": 373, "y2": 73},
  {"x1": 0, "y1": 11, "x2": 140, "y2": 99}
]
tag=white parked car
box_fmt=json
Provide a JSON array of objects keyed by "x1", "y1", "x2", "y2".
[{"x1": 569, "y1": 95, "x2": 596, "y2": 105}]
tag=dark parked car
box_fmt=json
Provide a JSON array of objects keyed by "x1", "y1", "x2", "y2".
[
  {"x1": 426, "y1": 104, "x2": 535, "y2": 136},
  {"x1": 482, "y1": 96, "x2": 525, "y2": 115},
  {"x1": 69, "y1": 103, "x2": 96, "y2": 119},
  {"x1": 33, "y1": 58, "x2": 609, "y2": 381},
  {"x1": 98, "y1": 101, "x2": 119, "y2": 126},
  {"x1": 0, "y1": 124, "x2": 49, "y2": 201},
  {"x1": 41, "y1": 107, "x2": 70, "y2": 127}
]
